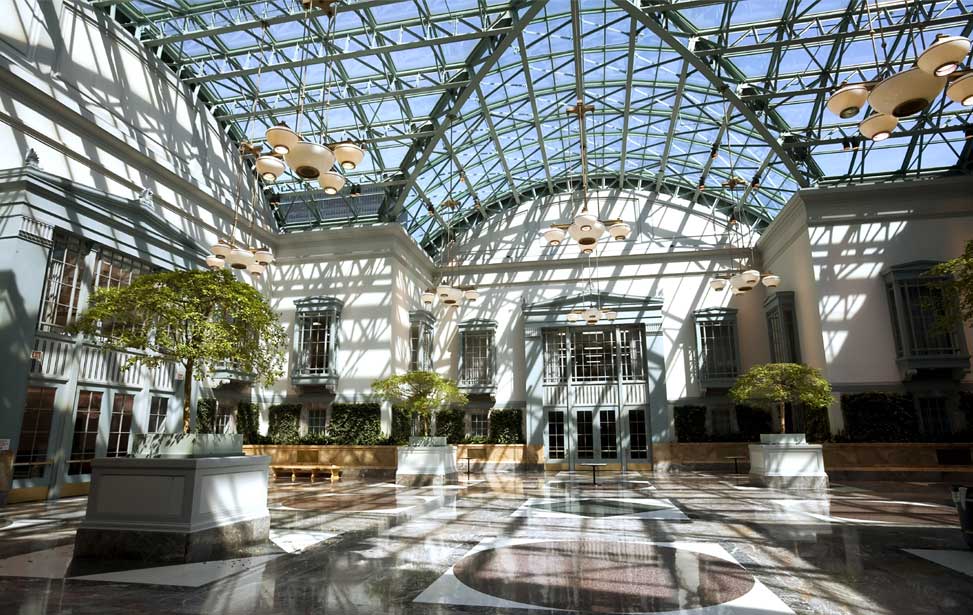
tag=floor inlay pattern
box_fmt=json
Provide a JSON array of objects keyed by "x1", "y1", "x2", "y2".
[{"x1": 512, "y1": 496, "x2": 689, "y2": 520}]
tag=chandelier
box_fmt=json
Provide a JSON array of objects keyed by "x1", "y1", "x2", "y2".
[
  {"x1": 540, "y1": 100, "x2": 632, "y2": 253},
  {"x1": 420, "y1": 222, "x2": 480, "y2": 309},
  {"x1": 253, "y1": 2, "x2": 367, "y2": 190},
  {"x1": 825, "y1": 20, "x2": 972, "y2": 141},
  {"x1": 566, "y1": 264, "x2": 616, "y2": 325},
  {"x1": 709, "y1": 270, "x2": 780, "y2": 295}
]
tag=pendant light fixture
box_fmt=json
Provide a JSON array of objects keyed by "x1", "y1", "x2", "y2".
[
  {"x1": 420, "y1": 217, "x2": 480, "y2": 311},
  {"x1": 823, "y1": 4, "x2": 972, "y2": 141}
]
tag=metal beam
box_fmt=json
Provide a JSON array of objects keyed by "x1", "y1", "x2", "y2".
[
  {"x1": 613, "y1": 0, "x2": 809, "y2": 188},
  {"x1": 654, "y1": 57, "x2": 690, "y2": 193},
  {"x1": 378, "y1": 1, "x2": 549, "y2": 222}
]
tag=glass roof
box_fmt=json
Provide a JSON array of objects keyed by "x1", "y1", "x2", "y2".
[{"x1": 100, "y1": 0, "x2": 973, "y2": 252}]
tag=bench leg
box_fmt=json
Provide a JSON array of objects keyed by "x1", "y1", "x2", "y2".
[
  {"x1": 310, "y1": 470, "x2": 316, "y2": 484},
  {"x1": 270, "y1": 468, "x2": 277, "y2": 480},
  {"x1": 291, "y1": 470, "x2": 296, "y2": 483},
  {"x1": 331, "y1": 470, "x2": 339, "y2": 483}
]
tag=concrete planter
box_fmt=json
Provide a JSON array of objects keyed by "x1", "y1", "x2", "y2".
[
  {"x1": 749, "y1": 433, "x2": 828, "y2": 489},
  {"x1": 132, "y1": 433, "x2": 243, "y2": 458},
  {"x1": 396, "y1": 445, "x2": 458, "y2": 486},
  {"x1": 953, "y1": 486, "x2": 973, "y2": 550},
  {"x1": 74, "y1": 454, "x2": 271, "y2": 563}
]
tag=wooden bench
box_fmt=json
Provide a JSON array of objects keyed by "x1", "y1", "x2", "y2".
[
  {"x1": 270, "y1": 464, "x2": 342, "y2": 483},
  {"x1": 460, "y1": 448, "x2": 488, "y2": 478}
]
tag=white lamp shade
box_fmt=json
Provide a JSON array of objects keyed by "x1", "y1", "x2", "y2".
[
  {"x1": 247, "y1": 262, "x2": 266, "y2": 277},
  {"x1": 568, "y1": 220, "x2": 606, "y2": 249},
  {"x1": 730, "y1": 272, "x2": 755, "y2": 292},
  {"x1": 437, "y1": 284, "x2": 452, "y2": 299},
  {"x1": 859, "y1": 113, "x2": 898, "y2": 141},
  {"x1": 253, "y1": 248, "x2": 274, "y2": 266},
  {"x1": 573, "y1": 212, "x2": 599, "y2": 232},
  {"x1": 709, "y1": 278, "x2": 727, "y2": 291},
  {"x1": 608, "y1": 222, "x2": 632, "y2": 241},
  {"x1": 603, "y1": 310, "x2": 618, "y2": 321},
  {"x1": 730, "y1": 287, "x2": 744, "y2": 296},
  {"x1": 319, "y1": 170, "x2": 346, "y2": 195},
  {"x1": 211, "y1": 241, "x2": 231, "y2": 259},
  {"x1": 255, "y1": 155, "x2": 286, "y2": 182},
  {"x1": 917, "y1": 35, "x2": 971, "y2": 77},
  {"x1": 741, "y1": 269, "x2": 761, "y2": 286},
  {"x1": 584, "y1": 307, "x2": 600, "y2": 322},
  {"x1": 947, "y1": 73, "x2": 973, "y2": 106},
  {"x1": 332, "y1": 141, "x2": 365, "y2": 170},
  {"x1": 284, "y1": 141, "x2": 335, "y2": 180},
  {"x1": 226, "y1": 247, "x2": 254, "y2": 270},
  {"x1": 762, "y1": 274, "x2": 781, "y2": 288},
  {"x1": 826, "y1": 83, "x2": 869, "y2": 118},
  {"x1": 205, "y1": 255, "x2": 225, "y2": 270},
  {"x1": 542, "y1": 227, "x2": 566, "y2": 246},
  {"x1": 463, "y1": 289, "x2": 480, "y2": 302},
  {"x1": 265, "y1": 124, "x2": 299, "y2": 156},
  {"x1": 421, "y1": 290, "x2": 435, "y2": 305},
  {"x1": 566, "y1": 312, "x2": 580, "y2": 323},
  {"x1": 442, "y1": 286, "x2": 464, "y2": 306},
  {"x1": 867, "y1": 68, "x2": 946, "y2": 117}
]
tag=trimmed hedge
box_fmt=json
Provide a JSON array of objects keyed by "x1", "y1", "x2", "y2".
[
  {"x1": 803, "y1": 406, "x2": 831, "y2": 443},
  {"x1": 195, "y1": 398, "x2": 217, "y2": 434},
  {"x1": 734, "y1": 405, "x2": 772, "y2": 441},
  {"x1": 389, "y1": 407, "x2": 413, "y2": 445},
  {"x1": 434, "y1": 407, "x2": 466, "y2": 444},
  {"x1": 674, "y1": 405, "x2": 706, "y2": 442},
  {"x1": 268, "y1": 404, "x2": 302, "y2": 444},
  {"x1": 488, "y1": 408, "x2": 524, "y2": 444},
  {"x1": 841, "y1": 392, "x2": 916, "y2": 442},
  {"x1": 329, "y1": 403, "x2": 384, "y2": 445}
]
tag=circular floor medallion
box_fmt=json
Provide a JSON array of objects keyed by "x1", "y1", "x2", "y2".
[
  {"x1": 280, "y1": 493, "x2": 420, "y2": 512},
  {"x1": 531, "y1": 498, "x2": 669, "y2": 518},
  {"x1": 452, "y1": 540, "x2": 754, "y2": 613}
]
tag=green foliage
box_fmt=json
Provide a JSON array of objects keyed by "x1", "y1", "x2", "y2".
[
  {"x1": 237, "y1": 402, "x2": 260, "y2": 444},
  {"x1": 730, "y1": 363, "x2": 833, "y2": 433},
  {"x1": 434, "y1": 407, "x2": 466, "y2": 444},
  {"x1": 803, "y1": 406, "x2": 832, "y2": 443},
  {"x1": 268, "y1": 404, "x2": 302, "y2": 444},
  {"x1": 926, "y1": 242, "x2": 973, "y2": 328},
  {"x1": 298, "y1": 432, "x2": 334, "y2": 445},
  {"x1": 674, "y1": 405, "x2": 707, "y2": 442},
  {"x1": 371, "y1": 371, "x2": 467, "y2": 436},
  {"x1": 389, "y1": 407, "x2": 414, "y2": 445},
  {"x1": 488, "y1": 408, "x2": 524, "y2": 444},
  {"x1": 195, "y1": 398, "x2": 217, "y2": 434},
  {"x1": 329, "y1": 403, "x2": 384, "y2": 445},
  {"x1": 68, "y1": 269, "x2": 286, "y2": 432},
  {"x1": 841, "y1": 392, "x2": 917, "y2": 442},
  {"x1": 462, "y1": 435, "x2": 489, "y2": 444}
]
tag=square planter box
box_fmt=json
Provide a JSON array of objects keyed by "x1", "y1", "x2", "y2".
[
  {"x1": 396, "y1": 442, "x2": 458, "y2": 486},
  {"x1": 749, "y1": 433, "x2": 828, "y2": 490},
  {"x1": 131, "y1": 433, "x2": 243, "y2": 458}
]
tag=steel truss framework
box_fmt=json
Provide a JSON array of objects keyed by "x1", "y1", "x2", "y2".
[{"x1": 99, "y1": 0, "x2": 973, "y2": 253}]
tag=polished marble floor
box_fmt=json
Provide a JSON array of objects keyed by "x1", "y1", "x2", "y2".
[{"x1": 0, "y1": 471, "x2": 971, "y2": 614}]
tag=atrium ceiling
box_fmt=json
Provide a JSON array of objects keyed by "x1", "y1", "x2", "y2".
[{"x1": 98, "y1": 0, "x2": 973, "y2": 252}]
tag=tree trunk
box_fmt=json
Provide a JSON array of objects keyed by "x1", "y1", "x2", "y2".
[
  {"x1": 778, "y1": 401, "x2": 787, "y2": 434},
  {"x1": 182, "y1": 357, "x2": 194, "y2": 433}
]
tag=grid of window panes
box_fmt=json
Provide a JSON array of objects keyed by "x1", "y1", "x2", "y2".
[
  {"x1": 409, "y1": 321, "x2": 434, "y2": 371},
  {"x1": 470, "y1": 412, "x2": 488, "y2": 438},
  {"x1": 106, "y1": 393, "x2": 134, "y2": 457},
  {"x1": 618, "y1": 327, "x2": 645, "y2": 381},
  {"x1": 543, "y1": 330, "x2": 568, "y2": 384},
  {"x1": 461, "y1": 330, "x2": 493, "y2": 386},
  {"x1": 547, "y1": 410, "x2": 565, "y2": 459},
  {"x1": 148, "y1": 396, "x2": 168, "y2": 432},
  {"x1": 307, "y1": 405, "x2": 328, "y2": 434},
  {"x1": 766, "y1": 307, "x2": 795, "y2": 363},
  {"x1": 576, "y1": 410, "x2": 594, "y2": 459},
  {"x1": 599, "y1": 409, "x2": 617, "y2": 459},
  {"x1": 69, "y1": 391, "x2": 102, "y2": 475},
  {"x1": 297, "y1": 310, "x2": 335, "y2": 375},
  {"x1": 918, "y1": 397, "x2": 951, "y2": 437},
  {"x1": 629, "y1": 408, "x2": 648, "y2": 460},
  {"x1": 697, "y1": 320, "x2": 739, "y2": 380},
  {"x1": 572, "y1": 328, "x2": 617, "y2": 382},
  {"x1": 95, "y1": 248, "x2": 150, "y2": 289},
  {"x1": 38, "y1": 234, "x2": 86, "y2": 331},
  {"x1": 886, "y1": 283, "x2": 904, "y2": 356},
  {"x1": 900, "y1": 280, "x2": 961, "y2": 356},
  {"x1": 13, "y1": 386, "x2": 57, "y2": 479}
]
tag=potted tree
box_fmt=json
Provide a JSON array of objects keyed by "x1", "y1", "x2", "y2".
[
  {"x1": 71, "y1": 269, "x2": 286, "y2": 456},
  {"x1": 69, "y1": 269, "x2": 285, "y2": 563},
  {"x1": 372, "y1": 371, "x2": 467, "y2": 485},
  {"x1": 730, "y1": 363, "x2": 834, "y2": 489}
]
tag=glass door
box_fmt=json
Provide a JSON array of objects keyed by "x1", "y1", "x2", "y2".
[{"x1": 572, "y1": 407, "x2": 618, "y2": 463}]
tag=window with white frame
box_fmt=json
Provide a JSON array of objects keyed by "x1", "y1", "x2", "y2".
[
  {"x1": 294, "y1": 298, "x2": 342, "y2": 379},
  {"x1": 459, "y1": 320, "x2": 496, "y2": 388},
  {"x1": 409, "y1": 310, "x2": 435, "y2": 371},
  {"x1": 765, "y1": 292, "x2": 800, "y2": 363},
  {"x1": 107, "y1": 393, "x2": 134, "y2": 457},
  {"x1": 572, "y1": 328, "x2": 617, "y2": 382},
  {"x1": 307, "y1": 404, "x2": 328, "y2": 434},
  {"x1": 13, "y1": 386, "x2": 57, "y2": 479},
  {"x1": 214, "y1": 401, "x2": 235, "y2": 434},
  {"x1": 95, "y1": 247, "x2": 151, "y2": 290},
  {"x1": 148, "y1": 396, "x2": 168, "y2": 432},
  {"x1": 38, "y1": 232, "x2": 87, "y2": 332},
  {"x1": 68, "y1": 390, "x2": 103, "y2": 475},
  {"x1": 884, "y1": 262, "x2": 967, "y2": 367},
  {"x1": 543, "y1": 330, "x2": 568, "y2": 384},
  {"x1": 470, "y1": 411, "x2": 489, "y2": 438}
]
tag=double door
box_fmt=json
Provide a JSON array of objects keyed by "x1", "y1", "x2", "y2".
[{"x1": 574, "y1": 407, "x2": 618, "y2": 462}]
